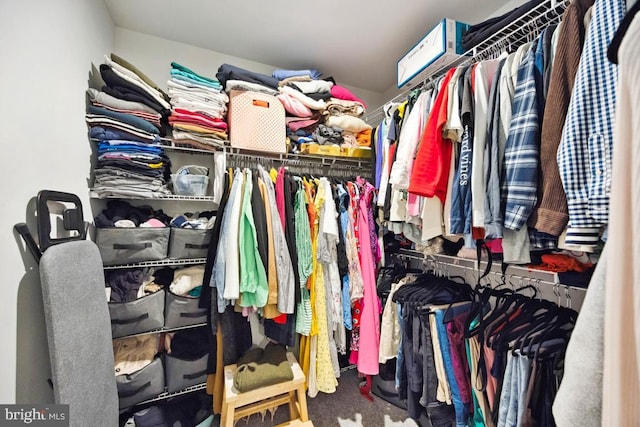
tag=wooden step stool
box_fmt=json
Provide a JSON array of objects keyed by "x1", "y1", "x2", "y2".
[{"x1": 221, "y1": 352, "x2": 309, "y2": 427}]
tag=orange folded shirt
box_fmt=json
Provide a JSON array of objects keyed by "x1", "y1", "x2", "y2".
[
  {"x1": 533, "y1": 253, "x2": 592, "y2": 273},
  {"x1": 356, "y1": 128, "x2": 372, "y2": 147}
]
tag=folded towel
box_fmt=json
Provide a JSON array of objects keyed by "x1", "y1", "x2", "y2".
[{"x1": 324, "y1": 98, "x2": 366, "y2": 117}]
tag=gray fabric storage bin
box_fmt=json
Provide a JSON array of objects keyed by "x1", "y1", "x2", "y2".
[
  {"x1": 168, "y1": 228, "x2": 212, "y2": 259},
  {"x1": 109, "y1": 290, "x2": 165, "y2": 338},
  {"x1": 96, "y1": 227, "x2": 170, "y2": 266},
  {"x1": 116, "y1": 357, "x2": 165, "y2": 409},
  {"x1": 164, "y1": 352, "x2": 208, "y2": 393},
  {"x1": 164, "y1": 291, "x2": 207, "y2": 328}
]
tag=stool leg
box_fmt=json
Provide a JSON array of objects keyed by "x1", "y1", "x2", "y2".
[
  {"x1": 288, "y1": 390, "x2": 299, "y2": 420},
  {"x1": 296, "y1": 385, "x2": 309, "y2": 422},
  {"x1": 222, "y1": 401, "x2": 235, "y2": 427}
]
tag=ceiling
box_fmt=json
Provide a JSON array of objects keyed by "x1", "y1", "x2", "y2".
[{"x1": 104, "y1": 0, "x2": 517, "y2": 94}]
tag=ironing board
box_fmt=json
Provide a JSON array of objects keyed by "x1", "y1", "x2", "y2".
[{"x1": 16, "y1": 191, "x2": 118, "y2": 427}]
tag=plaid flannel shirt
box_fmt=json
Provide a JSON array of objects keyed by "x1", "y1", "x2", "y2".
[
  {"x1": 557, "y1": 0, "x2": 624, "y2": 249},
  {"x1": 501, "y1": 42, "x2": 541, "y2": 231}
]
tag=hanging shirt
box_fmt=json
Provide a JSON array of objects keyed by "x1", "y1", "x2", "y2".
[
  {"x1": 531, "y1": 0, "x2": 594, "y2": 236},
  {"x1": 501, "y1": 41, "x2": 541, "y2": 233},
  {"x1": 219, "y1": 169, "x2": 244, "y2": 301},
  {"x1": 311, "y1": 179, "x2": 339, "y2": 395},
  {"x1": 390, "y1": 91, "x2": 433, "y2": 188},
  {"x1": 378, "y1": 102, "x2": 406, "y2": 208},
  {"x1": 483, "y1": 58, "x2": 507, "y2": 239},
  {"x1": 498, "y1": 43, "x2": 534, "y2": 265},
  {"x1": 336, "y1": 184, "x2": 354, "y2": 329},
  {"x1": 471, "y1": 59, "x2": 500, "y2": 229},
  {"x1": 557, "y1": 0, "x2": 624, "y2": 250},
  {"x1": 257, "y1": 165, "x2": 296, "y2": 314},
  {"x1": 208, "y1": 168, "x2": 233, "y2": 311},
  {"x1": 602, "y1": 7, "x2": 640, "y2": 424},
  {"x1": 258, "y1": 176, "x2": 281, "y2": 319},
  {"x1": 450, "y1": 66, "x2": 475, "y2": 235},
  {"x1": 346, "y1": 181, "x2": 364, "y2": 301},
  {"x1": 408, "y1": 68, "x2": 457, "y2": 202},
  {"x1": 294, "y1": 178, "x2": 313, "y2": 335},
  {"x1": 318, "y1": 177, "x2": 345, "y2": 356},
  {"x1": 239, "y1": 169, "x2": 268, "y2": 308}
]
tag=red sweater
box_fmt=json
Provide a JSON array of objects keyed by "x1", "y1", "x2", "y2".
[{"x1": 408, "y1": 68, "x2": 456, "y2": 202}]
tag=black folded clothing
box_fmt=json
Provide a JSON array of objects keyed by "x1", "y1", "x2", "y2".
[
  {"x1": 170, "y1": 327, "x2": 210, "y2": 360},
  {"x1": 462, "y1": 0, "x2": 546, "y2": 51},
  {"x1": 216, "y1": 63, "x2": 280, "y2": 90}
]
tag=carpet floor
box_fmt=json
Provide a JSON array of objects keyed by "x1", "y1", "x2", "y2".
[{"x1": 211, "y1": 367, "x2": 419, "y2": 427}]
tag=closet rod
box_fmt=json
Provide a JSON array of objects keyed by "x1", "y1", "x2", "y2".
[
  {"x1": 392, "y1": 252, "x2": 585, "y2": 309},
  {"x1": 225, "y1": 154, "x2": 367, "y2": 171},
  {"x1": 222, "y1": 146, "x2": 371, "y2": 169},
  {"x1": 393, "y1": 250, "x2": 587, "y2": 293},
  {"x1": 364, "y1": 0, "x2": 567, "y2": 125}
]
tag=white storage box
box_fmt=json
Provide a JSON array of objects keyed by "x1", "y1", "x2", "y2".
[
  {"x1": 228, "y1": 90, "x2": 286, "y2": 154},
  {"x1": 397, "y1": 18, "x2": 470, "y2": 88}
]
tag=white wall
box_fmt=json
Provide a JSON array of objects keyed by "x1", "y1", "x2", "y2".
[
  {"x1": 113, "y1": 28, "x2": 386, "y2": 114},
  {"x1": 0, "y1": 0, "x2": 114, "y2": 404}
]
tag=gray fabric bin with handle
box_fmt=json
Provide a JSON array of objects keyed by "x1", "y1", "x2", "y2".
[
  {"x1": 164, "y1": 290, "x2": 207, "y2": 328},
  {"x1": 96, "y1": 227, "x2": 170, "y2": 265},
  {"x1": 164, "y1": 352, "x2": 208, "y2": 393},
  {"x1": 168, "y1": 228, "x2": 212, "y2": 259},
  {"x1": 109, "y1": 289, "x2": 165, "y2": 338},
  {"x1": 116, "y1": 357, "x2": 165, "y2": 409}
]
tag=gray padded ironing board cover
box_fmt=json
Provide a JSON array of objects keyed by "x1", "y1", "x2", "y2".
[{"x1": 39, "y1": 240, "x2": 118, "y2": 427}]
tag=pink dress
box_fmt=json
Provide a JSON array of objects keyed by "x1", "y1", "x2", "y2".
[{"x1": 355, "y1": 179, "x2": 380, "y2": 375}]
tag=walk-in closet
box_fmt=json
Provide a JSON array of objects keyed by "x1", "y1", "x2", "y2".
[{"x1": 3, "y1": 0, "x2": 638, "y2": 426}]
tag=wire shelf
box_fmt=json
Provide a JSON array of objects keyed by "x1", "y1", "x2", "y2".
[
  {"x1": 89, "y1": 138, "x2": 372, "y2": 168},
  {"x1": 103, "y1": 258, "x2": 207, "y2": 270},
  {"x1": 364, "y1": 0, "x2": 567, "y2": 125},
  {"x1": 121, "y1": 382, "x2": 208, "y2": 409},
  {"x1": 113, "y1": 322, "x2": 208, "y2": 339},
  {"x1": 89, "y1": 190, "x2": 216, "y2": 202}
]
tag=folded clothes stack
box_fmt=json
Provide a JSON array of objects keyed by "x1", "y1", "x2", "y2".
[
  {"x1": 167, "y1": 62, "x2": 229, "y2": 151},
  {"x1": 214, "y1": 63, "x2": 372, "y2": 154},
  {"x1": 88, "y1": 54, "x2": 173, "y2": 198},
  {"x1": 94, "y1": 140, "x2": 171, "y2": 199}
]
